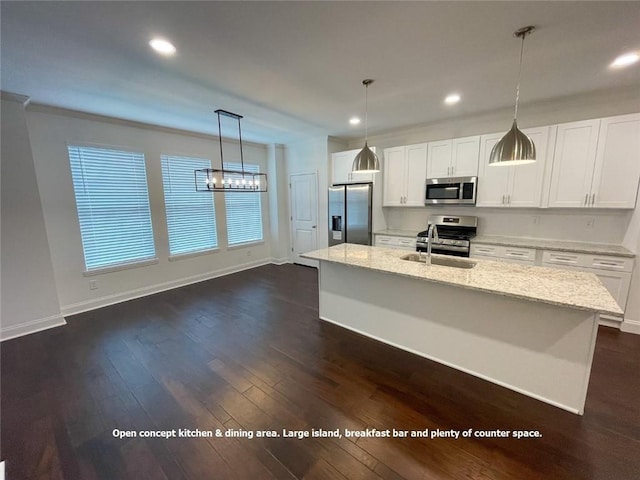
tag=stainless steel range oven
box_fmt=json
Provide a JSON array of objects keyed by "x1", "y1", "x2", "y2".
[{"x1": 416, "y1": 215, "x2": 477, "y2": 257}]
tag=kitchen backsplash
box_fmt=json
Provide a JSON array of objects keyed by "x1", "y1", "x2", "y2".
[{"x1": 383, "y1": 207, "x2": 633, "y2": 244}]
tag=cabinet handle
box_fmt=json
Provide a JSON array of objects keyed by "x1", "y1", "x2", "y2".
[
  {"x1": 553, "y1": 257, "x2": 575, "y2": 262},
  {"x1": 502, "y1": 194, "x2": 505, "y2": 204},
  {"x1": 584, "y1": 194, "x2": 588, "y2": 206},
  {"x1": 591, "y1": 193, "x2": 595, "y2": 206},
  {"x1": 507, "y1": 194, "x2": 511, "y2": 204},
  {"x1": 595, "y1": 261, "x2": 619, "y2": 266}
]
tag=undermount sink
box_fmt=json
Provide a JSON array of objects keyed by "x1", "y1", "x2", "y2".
[{"x1": 401, "y1": 253, "x2": 477, "y2": 269}]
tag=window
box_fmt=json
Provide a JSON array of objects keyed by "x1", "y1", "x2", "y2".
[
  {"x1": 68, "y1": 145, "x2": 155, "y2": 271},
  {"x1": 224, "y1": 163, "x2": 264, "y2": 245},
  {"x1": 161, "y1": 154, "x2": 218, "y2": 256}
]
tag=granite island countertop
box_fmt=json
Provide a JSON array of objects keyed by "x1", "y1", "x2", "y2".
[
  {"x1": 472, "y1": 235, "x2": 635, "y2": 258},
  {"x1": 302, "y1": 244, "x2": 623, "y2": 316}
]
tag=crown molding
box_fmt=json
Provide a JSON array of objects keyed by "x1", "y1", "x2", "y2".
[
  {"x1": 1, "y1": 91, "x2": 30, "y2": 105},
  {"x1": 24, "y1": 102, "x2": 268, "y2": 148}
]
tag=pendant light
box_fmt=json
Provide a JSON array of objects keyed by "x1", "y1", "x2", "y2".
[
  {"x1": 489, "y1": 26, "x2": 536, "y2": 166},
  {"x1": 352, "y1": 79, "x2": 380, "y2": 173},
  {"x1": 194, "y1": 109, "x2": 267, "y2": 192}
]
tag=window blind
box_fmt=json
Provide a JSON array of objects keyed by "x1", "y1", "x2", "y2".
[
  {"x1": 161, "y1": 154, "x2": 218, "y2": 255},
  {"x1": 68, "y1": 145, "x2": 156, "y2": 271},
  {"x1": 224, "y1": 163, "x2": 264, "y2": 245}
]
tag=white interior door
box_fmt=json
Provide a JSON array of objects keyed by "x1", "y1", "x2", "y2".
[{"x1": 290, "y1": 172, "x2": 318, "y2": 267}]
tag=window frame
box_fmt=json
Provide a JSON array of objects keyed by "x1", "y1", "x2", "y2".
[
  {"x1": 160, "y1": 153, "x2": 219, "y2": 258},
  {"x1": 223, "y1": 162, "x2": 265, "y2": 247},
  {"x1": 66, "y1": 142, "x2": 157, "y2": 274}
]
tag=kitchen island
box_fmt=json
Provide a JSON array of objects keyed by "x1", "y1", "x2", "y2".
[{"x1": 302, "y1": 244, "x2": 623, "y2": 415}]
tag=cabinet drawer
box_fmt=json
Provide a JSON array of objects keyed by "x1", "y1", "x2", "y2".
[
  {"x1": 542, "y1": 251, "x2": 581, "y2": 267},
  {"x1": 470, "y1": 244, "x2": 500, "y2": 257},
  {"x1": 589, "y1": 256, "x2": 633, "y2": 272},
  {"x1": 543, "y1": 250, "x2": 633, "y2": 272},
  {"x1": 502, "y1": 247, "x2": 536, "y2": 262},
  {"x1": 375, "y1": 236, "x2": 395, "y2": 246},
  {"x1": 397, "y1": 238, "x2": 417, "y2": 249},
  {"x1": 375, "y1": 235, "x2": 417, "y2": 250}
]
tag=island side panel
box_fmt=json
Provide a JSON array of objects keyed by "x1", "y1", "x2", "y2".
[{"x1": 318, "y1": 261, "x2": 599, "y2": 415}]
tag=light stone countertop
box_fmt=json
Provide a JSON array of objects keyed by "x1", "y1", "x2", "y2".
[
  {"x1": 374, "y1": 229, "x2": 419, "y2": 238},
  {"x1": 472, "y1": 235, "x2": 635, "y2": 258},
  {"x1": 302, "y1": 244, "x2": 623, "y2": 316}
]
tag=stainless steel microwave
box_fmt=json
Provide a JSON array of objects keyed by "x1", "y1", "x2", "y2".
[{"x1": 425, "y1": 176, "x2": 477, "y2": 205}]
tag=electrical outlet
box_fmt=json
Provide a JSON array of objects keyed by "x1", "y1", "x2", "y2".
[
  {"x1": 531, "y1": 215, "x2": 540, "y2": 226},
  {"x1": 89, "y1": 280, "x2": 98, "y2": 290},
  {"x1": 586, "y1": 218, "x2": 596, "y2": 229}
]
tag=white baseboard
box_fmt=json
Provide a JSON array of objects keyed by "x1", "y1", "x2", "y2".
[
  {"x1": 598, "y1": 317, "x2": 622, "y2": 329},
  {"x1": 62, "y1": 258, "x2": 274, "y2": 316},
  {"x1": 2, "y1": 259, "x2": 297, "y2": 341},
  {"x1": 621, "y1": 318, "x2": 640, "y2": 335},
  {"x1": 271, "y1": 257, "x2": 292, "y2": 266},
  {"x1": 0, "y1": 313, "x2": 66, "y2": 342}
]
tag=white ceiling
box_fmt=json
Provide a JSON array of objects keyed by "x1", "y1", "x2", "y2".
[{"x1": 2, "y1": 1, "x2": 639, "y2": 144}]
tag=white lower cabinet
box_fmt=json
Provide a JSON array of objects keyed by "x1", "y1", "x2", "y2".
[
  {"x1": 375, "y1": 235, "x2": 416, "y2": 251},
  {"x1": 472, "y1": 245, "x2": 633, "y2": 323},
  {"x1": 470, "y1": 244, "x2": 536, "y2": 265},
  {"x1": 541, "y1": 250, "x2": 632, "y2": 322}
]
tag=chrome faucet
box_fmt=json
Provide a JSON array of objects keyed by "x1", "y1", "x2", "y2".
[{"x1": 426, "y1": 224, "x2": 439, "y2": 266}]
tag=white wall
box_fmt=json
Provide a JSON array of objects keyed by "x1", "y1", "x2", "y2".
[
  {"x1": 1, "y1": 95, "x2": 64, "y2": 340},
  {"x1": 284, "y1": 136, "x2": 333, "y2": 265},
  {"x1": 267, "y1": 144, "x2": 291, "y2": 263},
  {"x1": 25, "y1": 106, "x2": 275, "y2": 315}
]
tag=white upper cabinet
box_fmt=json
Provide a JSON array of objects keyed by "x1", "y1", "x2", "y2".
[
  {"x1": 405, "y1": 144, "x2": 429, "y2": 206},
  {"x1": 452, "y1": 136, "x2": 481, "y2": 177},
  {"x1": 331, "y1": 148, "x2": 376, "y2": 184},
  {"x1": 477, "y1": 133, "x2": 509, "y2": 207},
  {"x1": 509, "y1": 126, "x2": 550, "y2": 208},
  {"x1": 591, "y1": 113, "x2": 640, "y2": 209},
  {"x1": 477, "y1": 127, "x2": 550, "y2": 208},
  {"x1": 548, "y1": 119, "x2": 600, "y2": 208},
  {"x1": 427, "y1": 136, "x2": 480, "y2": 178},
  {"x1": 426, "y1": 140, "x2": 452, "y2": 178},
  {"x1": 383, "y1": 146, "x2": 406, "y2": 207},
  {"x1": 383, "y1": 143, "x2": 427, "y2": 206},
  {"x1": 548, "y1": 114, "x2": 640, "y2": 209}
]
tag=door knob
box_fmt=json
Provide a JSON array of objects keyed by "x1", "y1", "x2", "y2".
[{"x1": 312, "y1": 225, "x2": 316, "y2": 228}]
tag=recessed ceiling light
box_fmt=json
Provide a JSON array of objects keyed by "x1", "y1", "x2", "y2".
[
  {"x1": 444, "y1": 93, "x2": 461, "y2": 105},
  {"x1": 349, "y1": 117, "x2": 361, "y2": 125},
  {"x1": 610, "y1": 52, "x2": 639, "y2": 68},
  {"x1": 149, "y1": 38, "x2": 176, "y2": 56}
]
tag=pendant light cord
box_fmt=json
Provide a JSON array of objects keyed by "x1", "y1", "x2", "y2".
[
  {"x1": 514, "y1": 32, "x2": 526, "y2": 121},
  {"x1": 364, "y1": 83, "x2": 369, "y2": 142}
]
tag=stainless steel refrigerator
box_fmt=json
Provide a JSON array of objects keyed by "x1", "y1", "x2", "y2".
[{"x1": 328, "y1": 183, "x2": 373, "y2": 247}]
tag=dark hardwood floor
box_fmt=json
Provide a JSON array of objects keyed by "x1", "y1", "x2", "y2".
[{"x1": 2, "y1": 264, "x2": 639, "y2": 479}]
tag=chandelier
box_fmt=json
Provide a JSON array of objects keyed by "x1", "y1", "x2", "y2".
[{"x1": 195, "y1": 109, "x2": 267, "y2": 192}]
